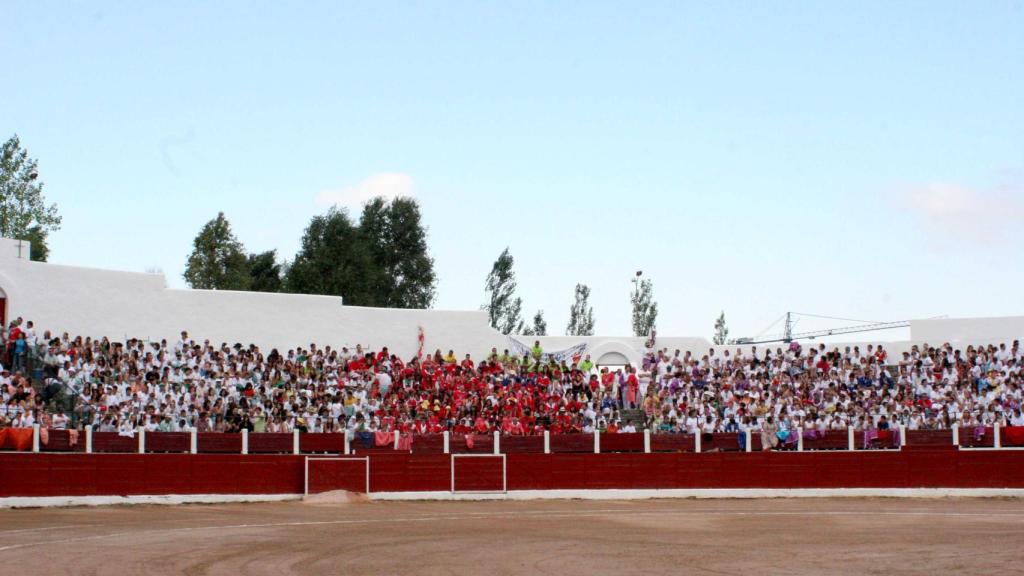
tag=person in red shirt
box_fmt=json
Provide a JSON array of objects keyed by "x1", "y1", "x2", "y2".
[
  {"x1": 507, "y1": 416, "x2": 525, "y2": 435},
  {"x1": 625, "y1": 369, "x2": 639, "y2": 409},
  {"x1": 474, "y1": 416, "x2": 489, "y2": 434},
  {"x1": 816, "y1": 357, "x2": 831, "y2": 374}
]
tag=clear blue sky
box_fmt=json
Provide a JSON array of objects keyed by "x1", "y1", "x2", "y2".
[{"x1": 2, "y1": 1, "x2": 1022, "y2": 340}]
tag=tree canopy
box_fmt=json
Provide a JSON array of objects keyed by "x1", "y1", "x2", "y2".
[
  {"x1": 183, "y1": 212, "x2": 250, "y2": 290},
  {"x1": 359, "y1": 197, "x2": 436, "y2": 308},
  {"x1": 566, "y1": 283, "x2": 595, "y2": 336},
  {"x1": 285, "y1": 208, "x2": 378, "y2": 304},
  {"x1": 631, "y1": 276, "x2": 658, "y2": 337},
  {"x1": 247, "y1": 250, "x2": 283, "y2": 293},
  {"x1": 522, "y1": 310, "x2": 547, "y2": 336},
  {"x1": 713, "y1": 311, "x2": 729, "y2": 345},
  {"x1": 484, "y1": 247, "x2": 524, "y2": 334},
  {"x1": 0, "y1": 134, "x2": 61, "y2": 261}
]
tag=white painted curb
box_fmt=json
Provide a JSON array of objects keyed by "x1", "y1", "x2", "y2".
[
  {"x1": 6, "y1": 488, "x2": 1024, "y2": 508},
  {"x1": 368, "y1": 488, "x2": 1024, "y2": 501},
  {"x1": 0, "y1": 493, "x2": 301, "y2": 509}
]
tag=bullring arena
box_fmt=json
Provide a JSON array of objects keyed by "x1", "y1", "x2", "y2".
[
  {"x1": 4, "y1": 498, "x2": 1024, "y2": 575},
  {"x1": 3, "y1": 241, "x2": 1024, "y2": 575}
]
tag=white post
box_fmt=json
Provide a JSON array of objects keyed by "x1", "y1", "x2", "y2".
[
  {"x1": 344, "y1": 432, "x2": 351, "y2": 455},
  {"x1": 86, "y1": 425, "x2": 93, "y2": 454},
  {"x1": 995, "y1": 423, "x2": 1001, "y2": 449},
  {"x1": 643, "y1": 429, "x2": 651, "y2": 453},
  {"x1": 797, "y1": 429, "x2": 804, "y2": 452},
  {"x1": 493, "y1": 431, "x2": 500, "y2": 455},
  {"x1": 745, "y1": 429, "x2": 752, "y2": 452},
  {"x1": 241, "y1": 429, "x2": 249, "y2": 454},
  {"x1": 899, "y1": 424, "x2": 907, "y2": 449},
  {"x1": 394, "y1": 430, "x2": 401, "y2": 450},
  {"x1": 190, "y1": 427, "x2": 198, "y2": 454},
  {"x1": 293, "y1": 430, "x2": 300, "y2": 454},
  {"x1": 138, "y1": 428, "x2": 145, "y2": 454},
  {"x1": 695, "y1": 432, "x2": 702, "y2": 453},
  {"x1": 443, "y1": 430, "x2": 450, "y2": 454},
  {"x1": 543, "y1": 430, "x2": 550, "y2": 454},
  {"x1": 848, "y1": 426, "x2": 855, "y2": 451},
  {"x1": 32, "y1": 424, "x2": 40, "y2": 453},
  {"x1": 594, "y1": 430, "x2": 601, "y2": 454},
  {"x1": 952, "y1": 426, "x2": 960, "y2": 446}
]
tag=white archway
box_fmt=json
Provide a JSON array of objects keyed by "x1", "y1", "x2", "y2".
[
  {"x1": 588, "y1": 340, "x2": 640, "y2": 368},
  {"x1": 595, "y1": 351, "x2": 629, "y2": 365}
]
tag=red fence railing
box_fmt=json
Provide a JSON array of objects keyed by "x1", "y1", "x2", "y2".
[{"x1": 8, "y1": 426, "x2": 1022, "y2": 455}]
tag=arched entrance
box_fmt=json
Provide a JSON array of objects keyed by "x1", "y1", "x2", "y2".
[
  {"x1": 588, "y1": 340, "x2": 640, "y2": 370},
  {"x1": 595, "y1": 351, "x2": 629, "y2": 365}
]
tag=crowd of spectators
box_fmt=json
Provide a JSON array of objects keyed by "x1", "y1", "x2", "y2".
[{"x1": 2, "y1": 317, "x2": 1023, "y2": 448}]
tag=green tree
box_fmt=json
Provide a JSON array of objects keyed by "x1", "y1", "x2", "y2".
[
  {"x1": 359, "y1": 197, "x2": 436, "y2": 308},
  {"x1": 183, "y1": 212, "x2": 250, "y2": 290},
  {"x1": 566, "y1": 283, "x2": 595, "y2": 336},
  {"x1": 713, "y1": 311, "x2": 729, "y2": 345},
  {"x1": 286, "y1": 208, "x2": 378, "y2": 304},
  {"x1": 24, "y1": 225, "x2": 49, "y2": 262},
  {"x1": 247, "y1": 250, "x2": 283, "y2": 293},
  {"x1": 0, "y1": 134, "x2": 62, "y2": 261},
  {"x1": 630, "y1": 274, "x2": 658, "y2": 337},
  {"x1": 484, "y1": 247, "x2": 524, "y2": 334},
  {"x1": 522, "y1": 310, "x2": 547, "y2": 336}
]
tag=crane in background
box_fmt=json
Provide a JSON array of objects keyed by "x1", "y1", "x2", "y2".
[{"x1": 732, "y1": 312, "x2": 912, "y2": 345}]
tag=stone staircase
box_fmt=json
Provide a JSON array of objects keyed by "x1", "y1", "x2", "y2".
[{"x1": 619, "y1": 409, "x2": 647, "y2": 429}]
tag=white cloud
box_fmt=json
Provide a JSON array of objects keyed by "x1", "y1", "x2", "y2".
[
  {"x1": 904, "y1": 182, "x2": 1023, "y2": 247},
  {"x1": 316, "y1": 173, "x2": 415, "y2": 209}
]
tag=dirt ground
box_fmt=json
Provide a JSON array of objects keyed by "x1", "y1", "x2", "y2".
[{"x1": 1, "y1": 497, "x2": 1023, "y2": 575}]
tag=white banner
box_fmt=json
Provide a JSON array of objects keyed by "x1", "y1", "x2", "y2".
[{"x1": 507, "y1": 337, "x2": 588, "y2": 365}]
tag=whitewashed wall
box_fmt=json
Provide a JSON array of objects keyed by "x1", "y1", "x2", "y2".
[
  {"x1": 1, "y1": 238, "x2": 1019, "y2": 362},
  {"x1": 911, "y1": 316, "x2": 1024, "y2": 347}
]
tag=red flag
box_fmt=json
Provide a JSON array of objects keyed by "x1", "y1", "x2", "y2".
[
  {"x1": 374, "y1": 431, "x2": 394, "y2": 447},
  {"x1": 397, "y1": 434, "x2": 413, "y2": 451},
  {"x1": 1004, "y1": 426, "x2": 1024, "y2": 447}
]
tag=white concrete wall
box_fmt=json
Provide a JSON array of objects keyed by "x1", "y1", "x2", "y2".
[
  {"x1": 0, "y1": 240, "x2": 707, "y2": 361},
  {"x1": 1, "y1": 237, "x2": 1020, "y2": 360},
  {"x1": 0, "y1": 239, "x2": 504, "y2": 357},
  {"x1": 910, "y1": 316, "x2": 1024, "y2": 347}
]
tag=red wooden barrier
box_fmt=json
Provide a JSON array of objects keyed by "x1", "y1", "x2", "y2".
[
  {"x1": 249, "y1": 433, "x2": 294, "y2": 454},
  {"x1": 550, "y1": 433, "x2": 591, "y2": 453},
  {"x1": 650, "y1": 434, "x2": 694, "y2": 452},
  {"x1": 801, "y1": 430, "x2": 848, "y2": 451},
  {"x1": 601, "y1": 432, "x2": 644, "y2": 453},
  {"x1": 91, "y1": 432, "x2": 137, "y2": 453},
  {"x1": 1003, "y1": 426, "x2": 1024, "y2": 447},
  {"x1": 40, "y1": 430, "x2": 77, "y2": 452},
  {"x1": 707, "y1": 432, "x2": 745, "y2": 452},
  {"x1": 452, "y1": 456, "x2": 504, "y2": 492},
  {"x1": 146, "y1": 432, "x2": 190, "y2": 453},
  {"x1": 411, "y1": 434, "x2": 445, "y2": 454},
  {"x1": 905, "y1": 430, "x2": 953, "y2": 447},
  {"x1": 500, "y1": 435, "x2": 544, "y2": 454},
  {"x1": 449, "y1": 434, "x2": 494, "y2": 454},
  {"x1": 198, "y1": 433, "x2": 242, "y2": 453},
  {"x1": 958, "y1": 427, "x2": 994, "y2": 448},
  {"x1": 5, "y1": 448, "x2": 1024, "y2": 498},
  {"x1": 299, "y1": 433, "x2": 344, "y2": 454}
]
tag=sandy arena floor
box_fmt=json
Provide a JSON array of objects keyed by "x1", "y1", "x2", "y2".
[{"x1": 1, "y1": 497, "x2": 1023, "y2": 575}]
